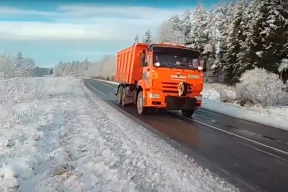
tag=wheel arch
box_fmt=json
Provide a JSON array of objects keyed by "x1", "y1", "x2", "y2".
[
  {"x1": 134, "y1": 85, "x2": 143, "y2": 103},
  {"x1": 117, "y1": 83, "x2": 128, "y2": 93}
]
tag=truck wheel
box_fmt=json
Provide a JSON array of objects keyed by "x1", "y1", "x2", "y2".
[
  {"x1": 181, "y1": 110, "x2": 194, "y2": 118},
  {"x1": 121, "y1": 86, "x2": 127, "y2": 107},
  {"x1": 117, "y1": 86, "x2": 123, "y2": 105},
  {"x1": 136, "y1": 91, "x2": 146, "y2": 115}
]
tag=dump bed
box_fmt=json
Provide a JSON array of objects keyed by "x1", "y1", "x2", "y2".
[{"x1": 115, "y1": 43, "x2": 148, "y2": 84}]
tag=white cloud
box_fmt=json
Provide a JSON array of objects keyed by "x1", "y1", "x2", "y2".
[
  {"x1": 0, "y1": 5, "x2": 191, "y2": 41},
  {"x1": 0, "y1": 6, "x2": 59, "y2": 17},
  {"x1": 57, "y1": 5, "x2": 183, "y2": 19}
]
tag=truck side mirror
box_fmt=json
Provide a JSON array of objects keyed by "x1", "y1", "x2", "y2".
[{"x1": 140, "y1": 52, "x2": 145, "y2": 62}]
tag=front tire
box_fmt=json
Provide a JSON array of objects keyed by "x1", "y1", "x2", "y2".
[
  {"x1": 181, "y1": 110, "x2": 194, "y2": 118},
  {"x1": 136, "y1": 91, "x2": 146, "y2": 115}
]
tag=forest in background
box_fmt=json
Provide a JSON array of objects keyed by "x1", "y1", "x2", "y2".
[{"x1": 51, "y1": 0, "x2": 288, "y2": 84}]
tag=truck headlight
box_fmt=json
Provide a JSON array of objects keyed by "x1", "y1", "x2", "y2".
[
  {"x1": 154, "y1": 62, "x2": 160, "y2": 67},
  {"x1": 198, "y1": 66, "x2": 203, "y2": 70}
]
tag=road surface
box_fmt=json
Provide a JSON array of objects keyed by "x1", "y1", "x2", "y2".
[{"x1": 84, "y1": 79, "x2": 288, "y2": 192}]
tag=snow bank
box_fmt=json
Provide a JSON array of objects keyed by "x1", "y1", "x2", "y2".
[
  {"x1": 0, "y1": 77, "x2": 238, "y2": 192},
  {"x1": 203, "y1": 83, "x2": 288, "y2": 131}
]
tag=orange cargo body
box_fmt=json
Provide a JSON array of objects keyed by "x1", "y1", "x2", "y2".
[{"x1": 115, "y1": 43, "x2": 148, "y2": 84}]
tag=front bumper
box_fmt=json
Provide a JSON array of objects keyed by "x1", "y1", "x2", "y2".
[
  {"x1": 144, "y1": 91, "x2": 201, "y2": 110},
  {"x1": 164, "y1": 96, "x2": 199, "y2": 110}
]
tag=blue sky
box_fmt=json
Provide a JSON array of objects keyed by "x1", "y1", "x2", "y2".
[{"x1": 0, "y1": 0, "x2": 223, "y2": 67}]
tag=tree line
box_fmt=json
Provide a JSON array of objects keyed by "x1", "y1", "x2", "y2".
[
  {"x1": 139, "y1": 0, "x2": 288, "y2": 84},
  {"x1": 0, "y1": 52, "x2": 52, "y2": 79},
  {"x1": 52, "y1": 56, "x2": 116, "y2": 79},
  {"x1": 52, "y1": 0, "x2": 288, "y2": 85}
]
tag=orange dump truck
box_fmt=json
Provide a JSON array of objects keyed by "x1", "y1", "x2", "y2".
[{"x1": 115, "y1": 43, "x2": 205, "y2": 117}]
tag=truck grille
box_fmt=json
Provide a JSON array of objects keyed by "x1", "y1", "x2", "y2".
[{"x1": 161, "y1": 82, "x2": 192, "y2": 95}]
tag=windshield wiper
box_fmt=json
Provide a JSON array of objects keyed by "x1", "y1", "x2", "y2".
[
  {"x1": 161, "y1": 63, "x2": 190, "y2": 71},
  {"x1": 161, "y1": 63, "x2": 174, "y2": 70}
]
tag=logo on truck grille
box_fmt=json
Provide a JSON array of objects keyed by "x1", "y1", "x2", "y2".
[{"x1": 171, "y1": 73, "x2": 186, "y2": 80}]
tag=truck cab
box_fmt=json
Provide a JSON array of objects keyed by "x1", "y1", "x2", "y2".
[
  {"x1": 138, "y1": 43, "x2": 204, "y2": 117},
  {"x1": 115, "y1": 43, "x2": 205, "y2": 118}
]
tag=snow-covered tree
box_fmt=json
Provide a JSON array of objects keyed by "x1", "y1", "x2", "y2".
[
  {"x1": 168, "y1": 15, "x2": 186, "y2": 43},
  {"x1": 181, "y1": 9, "x2": 193, "y2": 43},
  {"x1": 1, "y1": 54, "x2": 14, "y2": 79},
  {"x1": 156, "y1": 11, "x2": 193, "y2": 44},
  {"x1": 221, "y1": 0, "x2": 248, "y2": 84},
  {"x1": 54, "y1": 60, "x2": 86, "y2": 77},
  {"x1": 190, "y1": 4, "x2": 210, "y2": 52},
  {"x1": 156, "y1": 20, "x2": 180, "y2": 43},
  {"x1": 134, "y1": 34, "x2": 139, "y2": 43},
  {"x1": 0, "y1": 52, "x2": 44, "y2": 78},
  {"x1": 279, "y1": 58, "x2": 288, "y2": 81},
  {"x1": 207, "y1": 3, "x2": 229, "y2": 45},
  {"x1": 142, "y1": 30, "x2": 153, "y2": 44},
  {"x1": 237, "y1": 0, "x2": 288, "y2": 74}
]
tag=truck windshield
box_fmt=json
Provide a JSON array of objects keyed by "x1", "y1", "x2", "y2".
[{"x1": 152, "y1": 47, "x2": 200, "y2": 70}]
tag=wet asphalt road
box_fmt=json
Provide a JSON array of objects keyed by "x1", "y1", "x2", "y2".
[{"x1": 84, "y1": 79, "x2": 288, "y2": 192}]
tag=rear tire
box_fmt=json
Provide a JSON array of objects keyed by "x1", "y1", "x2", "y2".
[
  {"x1": 121, "y1": 86, "x2": 127, "y2": 107},
  {"x1": 181, "y1": 110, "x2": 194, "y2": 118}
]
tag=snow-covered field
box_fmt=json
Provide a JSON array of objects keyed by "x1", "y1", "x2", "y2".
[
  {"x1": 97, "y1": 79, "x2": 288, "y2": 131},
  {"x1": 0, "y1": 77, "x2": 238, "y2": 192}
]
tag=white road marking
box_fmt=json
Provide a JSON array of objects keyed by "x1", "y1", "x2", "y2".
[
  {"x1": 239, "y1": 142, "x2": 288, "y2": 162},
  {"x1": 95, "y1": 80, "x2": 118, "y2": 90},
  {"x1": 190, "y1": 118, "x2": 288, "y2": 156},
  {"x1": 87, "y1": 82, "x2": 106, "y2": 97}
]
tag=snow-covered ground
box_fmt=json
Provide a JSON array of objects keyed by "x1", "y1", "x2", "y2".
[
  {"x1": 97, "y1": 79, "x2": 288, "y2": 131},
  {"x1": 0, "y1": 77, "x2": 238, "y2": 192}
]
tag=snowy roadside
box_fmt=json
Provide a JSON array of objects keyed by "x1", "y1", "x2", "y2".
[
  {"x1": 202, "y1": 84, "x2": 288, "y2": 131},
  {"x1": 0, "y1": 77, "x2": 239, "y2": 192},
  {"x1": 96, "y1": 79, "x2": 288, "y2": 131}
]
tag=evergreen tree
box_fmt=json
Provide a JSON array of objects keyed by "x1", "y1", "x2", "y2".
[
  {"x1": 190, "y1": 3, "x2": 209, "y2": 52},
  {"x1": 220, "y1": 0, "x2": 247, "y2": 84},
  {"x1": 168, "y1": 15, "x2": 184, "y2": 43},
  {"x1": 181, "y1": 9, "x2": 192, "y2": 43}
]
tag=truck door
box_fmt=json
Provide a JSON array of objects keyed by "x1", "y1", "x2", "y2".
[{"x1": 142, "y1": 54, "x2": 150, "y2": 88}]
